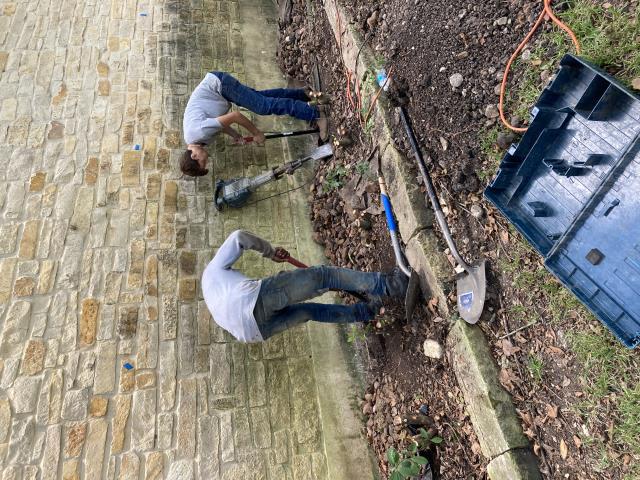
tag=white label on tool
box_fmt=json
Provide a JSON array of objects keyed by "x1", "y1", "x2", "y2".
[{"x1": 458, "y1": 292, "x2": 473, "y2": 311}]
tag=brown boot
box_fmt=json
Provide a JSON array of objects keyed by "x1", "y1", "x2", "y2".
[
  {"x1": 316, "y1": 117, "x2": 328, "y2": 143},
  {"x1": 305, "y1": 88, "x2": 332, "y2": 104}
]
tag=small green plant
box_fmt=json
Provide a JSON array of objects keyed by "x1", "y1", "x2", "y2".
[
  {"x1": 386, "y1": 445, "x2": 428, "y2": 480},
  {"x1": 346, "y1": 324, "x2": 368, "y2": 344},
  {"x1": 323, "y1": 165, "x2": 347, "y2": 191},
  {"x1": 355, "y1": 161, "x2": 370, "y2": 176},
  {"x1": 527, "y1": 353, "x2": 544, "y2": 383},
  {"x1": 386, "y1": 429, "x2": 442, "y2": 479}
]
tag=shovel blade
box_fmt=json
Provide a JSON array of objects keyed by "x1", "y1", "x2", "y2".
[
  {"x1": 404, "y1": 270, "x2": 420, "y2": 322},
  {"x1": 456, "y1": 260, "x2": 487, "y2": 324},
  {"x1": 309, "y1": 143, "x2": 333, "y2": 161}
]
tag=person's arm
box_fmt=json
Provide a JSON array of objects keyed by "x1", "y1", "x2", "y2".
[
  {"x1": 209, "y1": 230, "x2": 276, "y2": 270},
  {"x1": 216, "y1": 111, "x2": 266, "y2": 144},
  {"x1": 222, "y1": 125, "x2": 242, "y2": 141}
]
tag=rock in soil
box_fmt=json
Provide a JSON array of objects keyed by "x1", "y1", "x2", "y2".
[
  {"x1": 423, "y1": 339, "x2": 444, "y2": 359},
  {"x1": 449, "y1": 73, "x2": 464, "y2": 88}
]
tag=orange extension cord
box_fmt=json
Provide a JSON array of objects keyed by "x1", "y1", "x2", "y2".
[
  {"x1": 333, "y1": 0, "x2": 391, "y2": 128},
  {"x1": 499, "y1": 0, "x2": 581, "y2": 132}
]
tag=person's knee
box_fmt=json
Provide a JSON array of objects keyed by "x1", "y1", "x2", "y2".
[{"x1": 307, "y1": 265, "x2": 328, "y2": 286}]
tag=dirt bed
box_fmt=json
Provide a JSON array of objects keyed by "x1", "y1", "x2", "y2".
[{"x1": 277, "y1": 0, "x2": 638, "y2": 478}]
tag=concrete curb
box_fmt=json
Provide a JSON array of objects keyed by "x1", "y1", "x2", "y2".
[{"x1": 321, "y1": 3, "x2": 542, "y2": 479}]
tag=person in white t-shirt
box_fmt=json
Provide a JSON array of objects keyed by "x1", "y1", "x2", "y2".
[
  {"x1": 181, "y1": 71, "x2": 328, "y2": 177},
  {"x1": 202, "y1": 230, "x2": 408, "y2": 343}
]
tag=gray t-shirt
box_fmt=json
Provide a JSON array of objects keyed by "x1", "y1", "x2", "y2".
[
  {"x1": 202, "y1": 230, "x2": 276, "y2": 343},
  {"x1": 183, "y1": 73, "x2": 231, "y2": 145}
]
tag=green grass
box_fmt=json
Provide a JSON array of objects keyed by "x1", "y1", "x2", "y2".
[
  {"x1": 568, "y1": 330, "x2": 640, "y2": 473},
  {"x1": 527, "y1": 353, "x2": 544, "y2": 383},
  {"x1": 548, "y1": 0, "x2": 640, "y2": 83},
  {"x1": 500, "y1": 0, "x2": 640, "y2": 130},
  {"x1": 477, "y1": 126, "x2": 504, "y2": 183},
  {"x1": 509, "y1": 47, "x2": 548, "y2": 122},
  {"x1": 617, "y1": 383, "x2": 640, "y2": 453}
]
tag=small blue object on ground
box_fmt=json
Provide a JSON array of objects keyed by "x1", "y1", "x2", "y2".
[
  {"x1": 485, "y1": 54, "x2": 640, "y2": 348},
  {"x1": 123, "y1": 362, "x2": 134, "y2": 370},
  {"x1": 134, "y1": 144, "x2": 141, "y2": 150}
]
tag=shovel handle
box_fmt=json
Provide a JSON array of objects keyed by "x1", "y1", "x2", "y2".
[
  {"x1": 285, "y1": 256, "x2": 309, "y2": 269},
  {"x1": 236, "y1": 129, "x2": 320, "y2": 145},
  {"x1": 378, "y1": 175, "x2": 412, "y2": 277}
]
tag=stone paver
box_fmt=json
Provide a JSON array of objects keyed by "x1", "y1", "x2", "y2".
[{"x1": 0, "y1": 0, "x2": 350, "y2": 478}]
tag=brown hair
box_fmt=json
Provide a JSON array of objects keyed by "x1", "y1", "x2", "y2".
[{"x1": 180, "y1": 149, "x2": 208, "y2": 177}]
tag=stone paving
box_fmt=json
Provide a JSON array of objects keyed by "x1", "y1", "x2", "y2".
[{"x1": 0, "y1": 0, "x2": 367, "y2": 478}]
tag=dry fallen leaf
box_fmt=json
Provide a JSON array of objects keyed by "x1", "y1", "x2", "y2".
[
  {"x1": 427, "y1": 297, "x2": 439, "y2": 315},
  {"x1": 499, "y1": 368, "x2": 517, "y2": 389},
  {"x1": 633, "y1": 77, "x2": 640, "y2": 91},
  {"x1": 562, "y1": 376, "x2": 571, "y2": 387},
  {"x1": 500, "y1": 229, "x2": 509, "y2": 244},
  {"x1": 546, "y1": 404, "x2": 558, "y2": 419},
  {"x1": 560, "y1": 438, "x2": 568, "y2": 459},
  {"x1": 573, "y1": 435, "x2": 582, "y2": 449},
  {"x1": 501, "y1": 338, "x2": 521, "y2": 356},
  {"x1": 519, "y1": 410, "x2": 533, "y2": 426},
  {"x1": 603, "y1": 2, "x2": 612, "y2": 8},
  {"x1": 547, "y1": 345, "x2": 565, "y2": 356},
  {"x1": 533, "y1": 443, "x2": 541, "y2": 456}
]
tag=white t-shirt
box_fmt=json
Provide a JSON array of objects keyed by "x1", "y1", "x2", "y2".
[
  {"x1": 183, "y1": 73, "x2": 231, "y2": 145},
  {"x1": 201, "y1": 230, "x2": 276, "y2": 343}
]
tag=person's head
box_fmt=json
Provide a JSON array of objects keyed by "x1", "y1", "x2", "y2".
[{"x1": 180, "y1": 144, "x2": 209, "y2": 177}]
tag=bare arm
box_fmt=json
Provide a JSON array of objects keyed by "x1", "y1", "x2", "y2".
[{"x1": 222, "y1": 124, "x2": 242, "y2": 140}]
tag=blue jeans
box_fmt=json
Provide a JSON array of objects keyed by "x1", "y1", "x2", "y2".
[
  {"x1": 253, "y1": 266, "x2": 388, "y2": 340},
  {"x1": 212, "y1": 71, "x2": 319, "y2": 121}
]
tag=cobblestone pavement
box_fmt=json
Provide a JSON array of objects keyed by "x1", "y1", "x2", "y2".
[{"x1": 0, "y1": 0, "x2": 346, "y2": 478}]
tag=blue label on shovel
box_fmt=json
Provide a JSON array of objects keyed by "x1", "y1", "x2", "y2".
[{"x1": 459, "y1": 291, "x2": 473, "y2": 311}]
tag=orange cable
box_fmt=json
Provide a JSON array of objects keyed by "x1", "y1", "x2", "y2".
[
  {"x1": 333, "y1": 0, "x2": 363, "y2": 118},
  {"x1": 499, "y1": 0, "x2": 581, "y2": 133},
  {"x1": 363, "y1": 66, "x2": 394, "y2": 124}
]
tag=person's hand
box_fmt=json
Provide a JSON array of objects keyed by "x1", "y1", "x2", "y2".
[
  {"x1": 272, "y1": 247, "x2": 289, "y2": 263},
  {"x1": 253, "y1": 132, "x2": 266, "y2": 146}
]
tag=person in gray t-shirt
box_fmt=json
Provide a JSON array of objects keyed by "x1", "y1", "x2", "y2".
[
  {"x1": 181, "y1": 71, "x2": 328, "y2": 177},
  {"x1": 202, "y1": 230, "x2": 408, "y2": 343}
]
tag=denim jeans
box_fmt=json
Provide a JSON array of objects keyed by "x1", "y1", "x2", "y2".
[
  {"x1": 211, "y1": 71, "x2": 319, "y2": 121},
  {"x1": 253, "y1": 266, "x2": 388, "y2": 340}
]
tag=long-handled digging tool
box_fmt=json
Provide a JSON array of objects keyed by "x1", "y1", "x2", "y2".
[
  {"x1": 376, "y1": 154, "x2": 421, "y2": 323},
  {"x1": 214, "y1": 143, "x2": 333, "y2": 210},
  {"x1": 232, "y1": 128, "x2": 319, "y2": 145},
  {"x1": 399, "y1": 106, "x2": 487, "y2": 324}
]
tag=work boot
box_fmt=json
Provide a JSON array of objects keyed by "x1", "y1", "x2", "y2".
[
  {"x1": 305, "y1": 87, "x2": 332, "y2": 104},
  {"x1": 384, "y1": 267, "x2": 409, "y2": 298},
  {"x1": 311, "y1": 105, "x2": 329, "y2": 143},
  {"x1": 364, "y1": 299, "x2": 384, "y2": 322}
]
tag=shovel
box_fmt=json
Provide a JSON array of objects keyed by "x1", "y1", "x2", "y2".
[
  {"x1": 231, "y1": 127, "x2": 319, "y2": 146},
  {"x1": 376, "y1": 153, "x2": 421, "y2": 323},
  {"x1": 399, "y1": 106, "x2": 486, "y2": 324}
]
